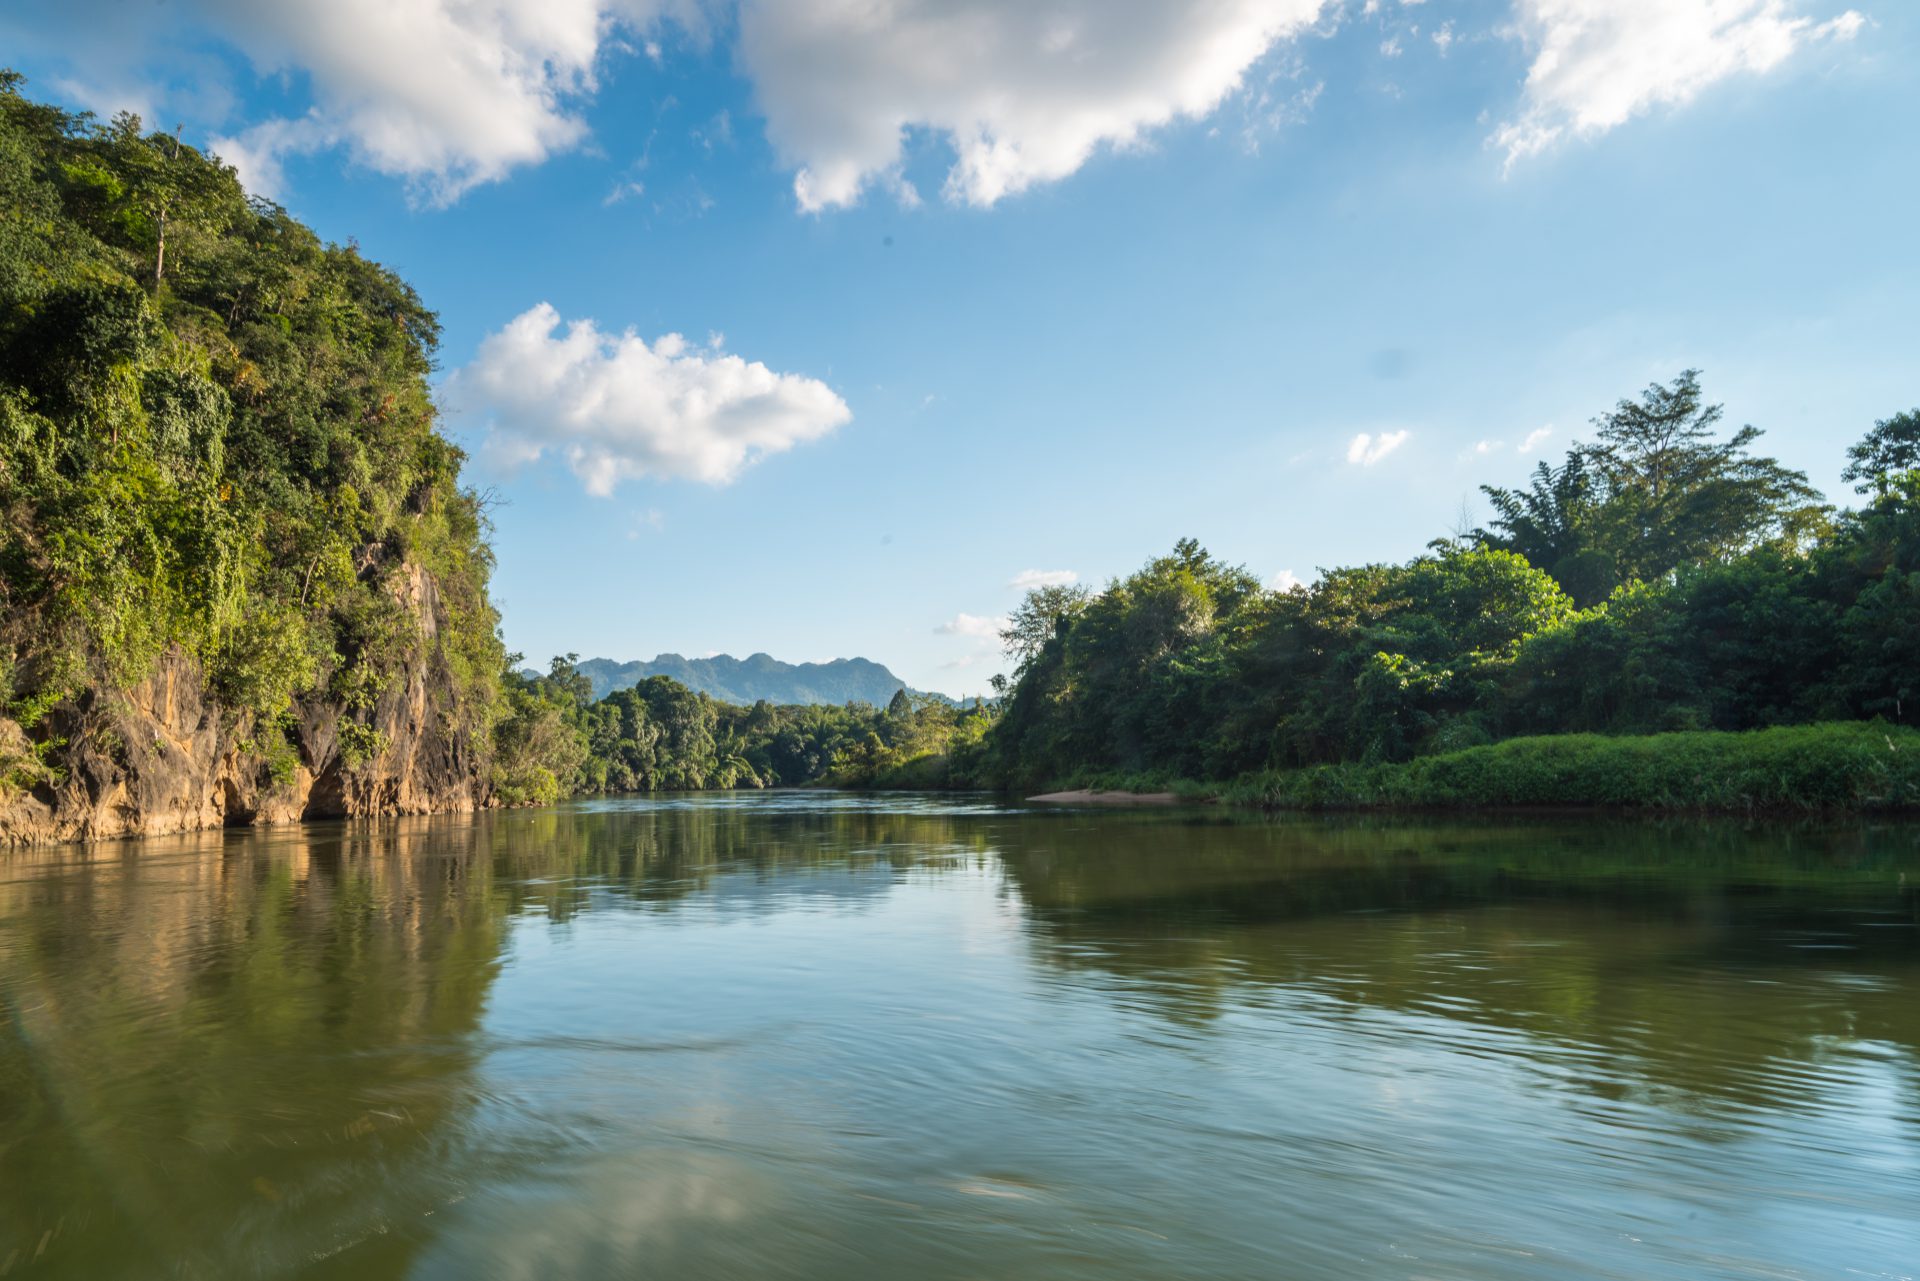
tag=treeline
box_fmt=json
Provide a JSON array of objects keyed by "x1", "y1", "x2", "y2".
[
  {"x1": 490, "y1": 656, "x2": 994, "y2": 805},
  {"x1": 989, "y1": 372, "x2": 1919, "y2": 792},
  {"x1": 0, "y1": 74, "x2": 500, "y2": 793}
]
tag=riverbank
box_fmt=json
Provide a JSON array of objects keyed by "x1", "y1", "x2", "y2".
[
  {"x1": 1026, "y1": 789, "x2": 1183, "y2": 806},
  {"x1": 1040, "y1": 722, "x2": 1920, "y2": 815}
]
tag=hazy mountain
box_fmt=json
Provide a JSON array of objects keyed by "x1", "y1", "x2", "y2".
[{"x1": 572, "y1": 653, "x2": 952, "y2": 707}]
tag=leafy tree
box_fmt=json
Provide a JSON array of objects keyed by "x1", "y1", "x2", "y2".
[
  {"x1": 1583, "y1": 369, "x2": 1827, "y2": 578},
  {"x1": 1475, "y1": 371, "x2": 1826, "y2": 606},
  {"x1": 1841, "y1": 409, "x2": 1920, "y2": 495},
  {"x1": 1000, "y1": 582, "x2": 1091, "y2": 671},
  {"x1": 1474, "y1": 451, "x2": 1614, "y2": 606}
]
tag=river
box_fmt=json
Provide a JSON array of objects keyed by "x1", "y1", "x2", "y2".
[{"x1": 1, "y1": 793, "x2": 1915, "y2": 1279}]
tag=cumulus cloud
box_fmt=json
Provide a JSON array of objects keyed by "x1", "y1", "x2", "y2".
[
  {"x1": 1268, "y1": 568, "x2": 1306, "y2": 592},
  {"x1": 196, "y1": 1, "x2": 683, "y2": 203},
  {"x1": 1011, "y1": 569, "x2": 1079, "y2": 590},
  {"x1": 1346, "y1": 430, "x2": 1410, "y2": 466},
  {"x1": 736, "y1": 0, "x2": 1332, "y2": 211},
  {"x1": 1493, "y1": 0, "x2": 1866, "y2": 167},
  {"x1": 1517, "y1": 425, "x2": 1553, "y2": 453},
  {"x1": 451, "y1": 302, "x2": 850, "y2": 494},
  {"x1": 934, "y1": 613, "x2": 1010, "y2": 639}
]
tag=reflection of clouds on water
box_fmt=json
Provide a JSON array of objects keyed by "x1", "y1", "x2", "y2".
[
  {"x1": 697, "y1": 864, "x2": 900, "y2": 917},
  {"x1": 409, "y1": 1150, "x2": 769, "y2": 1281}
]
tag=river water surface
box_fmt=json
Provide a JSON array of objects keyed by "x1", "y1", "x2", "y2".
[{"x1": 1, "y1": 794, "x2": 1916, "y2": 1279}]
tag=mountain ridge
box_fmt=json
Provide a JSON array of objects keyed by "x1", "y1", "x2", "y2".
[{"x1": 572, "y1": 653, "x2": 954, "y2": 707}]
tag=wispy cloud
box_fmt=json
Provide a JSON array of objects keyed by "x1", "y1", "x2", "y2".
[
  {"x1": 1011, "y1": 569, "x2": 1078, "y2": 590},
  {"x1": 934, "y1": 612, "x2": 1009, "y2": 639},
  {"x1": 1347, "y1": 430, "x2": 1410, "y2": 466},
  {"x1": 1493, "y1": 0, "x2": 1867, "y2": 168},
  {"x1": 1517, "y1": 425, "x2": 1553, "y2": 454}
]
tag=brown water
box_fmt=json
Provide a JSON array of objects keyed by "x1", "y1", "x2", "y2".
[{"x1": 1, "y1": 794, "x2": 1916, "y2": 1279}]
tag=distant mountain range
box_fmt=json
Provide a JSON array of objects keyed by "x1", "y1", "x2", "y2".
[{"x1": 568, "y1": 653, "x2": 955, "y2": 707}]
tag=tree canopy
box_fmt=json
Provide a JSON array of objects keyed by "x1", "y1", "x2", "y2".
[{"x1": 982, "y1": 377, "x2": 1917, "y2": 790}]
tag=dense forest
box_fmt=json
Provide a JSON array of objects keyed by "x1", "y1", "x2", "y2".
[
  {"x1": 0, "y1": 72, "x2": 503, "y2": 821},
  {"x1": 493, "y1": 656, "x2": 992, "y2": 804},
  {"x1": 988, "y1": 373, "x2": 1920, "y2": 800}
]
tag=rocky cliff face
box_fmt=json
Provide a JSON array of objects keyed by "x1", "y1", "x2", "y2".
[{"x1": 0, "y1": 564, "x2": 489, "y2": 845}]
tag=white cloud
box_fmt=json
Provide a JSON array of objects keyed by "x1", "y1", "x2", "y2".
[
  {"x1": 1493, "y1": 0, "x2": 1866, "y2": 167},
  {"x1": 1474, "y1": 439, "x2": 1502, "y2": 455},
  {"x1": 451, "y1": 302, "x2": 850, "y2": 494},
  {"x1": 1011, "y1": 569, "x2": 1079, "y2": 590},
  {"x1": 196, "y1": 0, "x2": 699, "y2": 205},
  {"x1": 624, "y1": 507, "x2": 666, "y2": 539},
  {"x1": 934, "y1": 613, "x2": 1010, "y2": 639},
  {"x1": 1268, "y1": 569, "x2": 1306, "y2": 593},
  {"x1": 1517, "y1": 425, "x2": 1553, "y2": 453},
  {"x1": 603, "y1": 178, "x2": 647, "y2": 206},
  {"x1": 1346, "y1": 429, "x2": 1410, "y2": 466},
  {"x1": 735, "y1": 0, "x2": 1332, "y2": 211}
]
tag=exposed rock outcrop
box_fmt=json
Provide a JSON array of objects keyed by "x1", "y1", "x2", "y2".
[{"x1": 0, "y1": 563, "x2": 488, "y2": 845}]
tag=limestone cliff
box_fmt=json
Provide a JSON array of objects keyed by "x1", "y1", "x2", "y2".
[{"x1": 0, "y1": 564, "x2": 489, "y2": 845}]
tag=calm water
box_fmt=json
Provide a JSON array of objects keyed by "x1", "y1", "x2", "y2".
[{"x1": 1, "y1": 795, "x2": 1917, "y2": 1280}]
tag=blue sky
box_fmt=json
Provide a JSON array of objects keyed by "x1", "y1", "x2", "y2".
[{"x1": 4, "y1": 0, "x2": 1914, "y2": 695}]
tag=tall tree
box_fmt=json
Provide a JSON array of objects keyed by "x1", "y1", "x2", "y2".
[
  {"x1": 1582, "y1": 369, "x2": 1826, "y2": 580},
  {"x1": 1000, "y1": 582, "x2": 1091, "y2": 671},
  {"x1": 1841, "y1": 409, "x2": 1920, "y2": 495},
  {"x1": 1477, "y1": 371, "x2": 1826, "y2": 602}
]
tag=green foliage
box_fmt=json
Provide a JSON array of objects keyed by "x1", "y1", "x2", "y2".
[
  {"x1": 487, "y1": 653, "x2": 998, "y2": 803},
  {"x1": 1842, "y1": 408, "x2": 1920, "y2": 496},
  {"x1": 988, "y1": 381, "x2": 1920, "y2": 811},
  {"x1": 1226, "y1": 723, "x2": 1920, "y2": 813},
  {"x1": 336, "y1": 720, "x2": 389, "y2": 770},
  {"x1": 0, "y1": 74, "x2": 503, "y2": 774},
  {"x1": 1476, "y1": 371, "x2": 1826, "y2": 605}
]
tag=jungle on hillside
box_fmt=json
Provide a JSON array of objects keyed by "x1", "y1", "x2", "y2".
[{"x1": 0, "y1": 72, "x2": 503, "y2": 809}]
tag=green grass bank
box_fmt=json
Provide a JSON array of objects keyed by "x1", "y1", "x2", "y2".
[
  {"x1": 1034, "y1": 723, "x2": 1920, "y2": 814},
  {"x1": 1220, "y1": 722, "x2": 1920, "y2": 813}
]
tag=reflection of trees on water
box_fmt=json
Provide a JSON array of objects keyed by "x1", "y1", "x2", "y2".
[
  {"x1": 995, "y1": 813, "x2": 1920, "y2": 1116},
  {"x1": 0, "y1": 821, "x2": 506, "y2": 1278},
  {"x1": 471, "y1": 800, "x2": 1005, "y2": 923}
]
